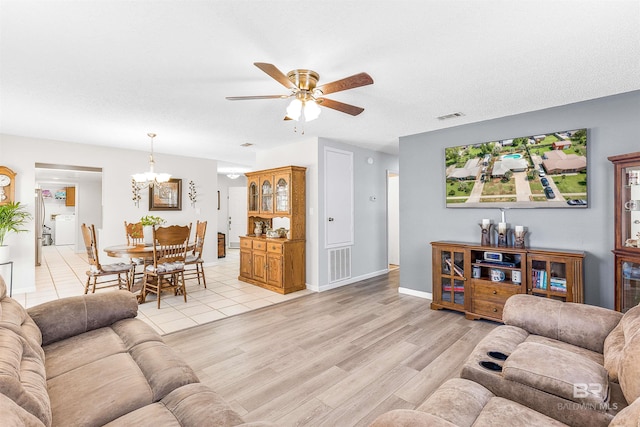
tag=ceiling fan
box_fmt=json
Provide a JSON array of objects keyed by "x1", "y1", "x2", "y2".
[{"x1": 226, "y1": 62, "x2": 374, "y2": 122}]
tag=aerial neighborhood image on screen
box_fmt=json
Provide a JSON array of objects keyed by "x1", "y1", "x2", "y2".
[{"x1": 445, "y1": 128, "x2": 587, "y2": 208}]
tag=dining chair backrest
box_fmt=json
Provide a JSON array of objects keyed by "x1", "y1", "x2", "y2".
[
  {"x1": 81, "y1": 223, "x2": 102, "y2": 269},
  {"x1": 152, "y1": 224, "x2": 191, "y2": 266},
  {"x1": 193, "y1": 220, "x2": 207, "y2": 257},
  {"x1": 125, "y1": 221, "x2": 144, "y2": 245}
]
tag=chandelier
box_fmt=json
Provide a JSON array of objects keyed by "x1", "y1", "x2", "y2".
[{"x1": 132, "y1": 133, "x2": 171, "y2": 189}]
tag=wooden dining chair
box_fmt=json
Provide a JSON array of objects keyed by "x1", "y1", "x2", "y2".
[
  {"x1": 124, "y1": 220, "x2": 147, "y2": 283},
  {"x1": 81, "y1": 223, "x2": 133, "y2": 294},
  {"x1": 184, "y1": 220, "x2": 207, "y2": 288},
  {"x1": 124, "y1": 221, "x2": 145, "y2": 245},
  {"x1": 140, "y1": 223, "x2": 191, "y2": 308}
]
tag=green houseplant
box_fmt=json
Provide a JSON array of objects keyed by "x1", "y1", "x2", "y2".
[
  {"x1": 140, "y1": 215, "x2": 166, "y2": 245},
  {"x1": 0, "y1": 202, "x2": 32, "y2": 262},
  {"x1": 140, "y1": 215, "x2": 166, "y2": 227}
]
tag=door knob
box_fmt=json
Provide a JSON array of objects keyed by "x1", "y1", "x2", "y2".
[{"x1": 328, "y1": 217, "x2": 334, "y2": 222}]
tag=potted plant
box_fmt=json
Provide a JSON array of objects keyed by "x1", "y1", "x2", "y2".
[
  {"x1": 140, "y1": 215, "x2": 166, "y2": 245},
  {"x1": 0, "y1": 202, "x2": 32, "y2": 263}
]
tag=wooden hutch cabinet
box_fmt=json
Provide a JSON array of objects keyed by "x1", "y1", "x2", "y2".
[
  {"x1": 431, "y1": 241, "x2": 584, "y2": 322},
  {"x1": 608, "y1": 152, "x2": 640, "y2": 312},
  {"x1": 239, "y1": 166, "x2": 306, "y2": 294}
]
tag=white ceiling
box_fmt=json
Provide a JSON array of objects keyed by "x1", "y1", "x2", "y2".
[{"x1": 1, "y1": 1, "x2": 639, "y2": 173}]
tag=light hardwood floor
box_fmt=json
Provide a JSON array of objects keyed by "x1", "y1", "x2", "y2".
[{"x1": 164, "y1": 270, "x2": 499, "y2": 426}]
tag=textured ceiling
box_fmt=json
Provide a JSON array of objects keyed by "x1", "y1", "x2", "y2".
[{"x1": 1, "y1": 0, "x2": 639, "y2": 173}]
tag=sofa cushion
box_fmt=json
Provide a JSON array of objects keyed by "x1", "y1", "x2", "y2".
[
  {"x1": 416, "y1": 377, "x2": 493, "y2": 427},
  {"x1": 27, "y1": 290, "x2": 138, "y2": 346},
  {"x1": 503, "y1": 294, "x2": 623, "y2": 353},
  {"x1": 0, "y1": 393, "x2": 45, "y2": 427},
  {"x1": 473, "y1": 397, "x2": 568, "y2": 426},
  {"x1": 525, "y1": 334, "x2": 603, "y2": 365},
  {"x1": 503, "y1": 341, "x2": 609, "y2": 406},
  {"x1": 369, "y1": 409, "x2": 457, "y2": 427},
  {"x1": 43, "y1": 327, "x2": 128, "y2": 379},
  {"x1": 47, "y1": 352, "x2": 156, "y2": 426},
  {"x1": 604, "y1": 321, "x2": 625, "y2": 382},
  {"x1": 618, "y1": 324, "x2": 640, "y2": 404},
  {"x1": 104, "y1": 383, "x2": 247, "y2": 427},
  {"x1": 0, "y1": 328, "x2": 51, "y2": 426},
  {"x1": 44, "y1": 318, "x2": 200, "y2": 426},
  {"x1": 610, "y1": 396, "x2": 640, "y2": 426}
]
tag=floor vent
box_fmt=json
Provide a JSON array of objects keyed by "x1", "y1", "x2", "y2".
[{"x1": 329, "y1": 246, "x2": 351, "y2": 283}]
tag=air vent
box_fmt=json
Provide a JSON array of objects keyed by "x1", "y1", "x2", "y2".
[
  {"x1": 437, "y1": 112, "x2": 465, "y2": 120},
  {"x1": 240, "y1": 143, "x2": 254, "y2": 147},
  {"x1": 329, "y1": 246, "x2": 351, "y2": 283}
]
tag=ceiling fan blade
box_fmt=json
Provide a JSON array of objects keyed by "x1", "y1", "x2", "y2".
[
  {"x1": 315, "y1": 72, "x2": 373, "y2": 95},
  {"x1": 316, "y1": 98, "x2": 365, "y2": 116},
  {"x1": 226, "y1": 95, "x2": 290, "y2": 101},
  {"x1": 254, "y1": 62, "x2": 296, "y2": 89}
]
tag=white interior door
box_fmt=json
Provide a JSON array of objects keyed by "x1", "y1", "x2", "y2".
[
  {"x1": 325, "y1": 147, "x2": 354, "y2": 248},
  {"x1": 228, "y1": 186, "x2": 247, "y2": 248}
]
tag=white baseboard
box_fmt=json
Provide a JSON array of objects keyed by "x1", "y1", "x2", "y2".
[
  {"x1": 308, "y1": 269, "x2": 389, "y2": 292},
  {"x1": 398, "y1": 287, "x2": 432, "y2": 300}
]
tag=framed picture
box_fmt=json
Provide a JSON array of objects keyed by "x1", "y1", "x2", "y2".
[{"x1": 149, "y1": 178, "x2": 182, "y2": 211}]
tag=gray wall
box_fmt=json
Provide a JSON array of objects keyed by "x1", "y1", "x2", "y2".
[{"x1": 399, "y1": 90, "x2": 640, "y2": 309}]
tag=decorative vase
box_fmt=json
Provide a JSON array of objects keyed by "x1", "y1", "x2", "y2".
[
  {"x1": 0, "y1": 245, "x2": 9, "y2": 263},
  {"x1": 479, "y1": 223, "x2": 493, "y2": 246},
  {"x1": 143, "y1": 226, "x2": 154, "y2": 245},
  {"x1": 254, "y1": 221, "x2": 263, "y2": 236}
]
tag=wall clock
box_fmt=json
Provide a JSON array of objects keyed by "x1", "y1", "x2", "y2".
[{"x1": 0, "y1": 166, "x2": 17, "y2": 205}]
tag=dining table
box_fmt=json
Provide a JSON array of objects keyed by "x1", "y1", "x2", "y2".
[
  {"x1": 103, "y1": 243, "x2": 195, "y2": 301},
  {"x1": 104, "y1": 243, "x2": 157, "y2": 261}
]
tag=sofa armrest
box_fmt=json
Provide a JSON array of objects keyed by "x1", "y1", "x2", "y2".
[
  {"x1": 503, "y1": 294, "x2": 622, "y2": 353},
  {"x1": 27, "y1": 291, "x2": 138, "y2": 346}
]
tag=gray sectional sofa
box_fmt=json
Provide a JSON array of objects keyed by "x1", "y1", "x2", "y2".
[
  {"x1": 0, "y1": 275, "x2": 268, "y2": 426},
  {"x1": 371, "y1": 294, "x2": 640, "y2": 426}
]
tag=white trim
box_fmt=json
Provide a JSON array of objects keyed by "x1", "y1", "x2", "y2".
[
  {"x1": 324, "y1": 146, "x2": 354, "y2": 249},
  {"x1": 398, "y1": 287, "x2": 432, "y2": 300},
  {"x1": 307, "y1": 268, "x2": 388, "y2": 292}
]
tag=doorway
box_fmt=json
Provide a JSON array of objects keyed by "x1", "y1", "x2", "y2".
[
  {"x1": 387, "y1": 171, "x2": 399, "y2": 269},
  {"x1": 228, "y1": 186, "x2": 247, "y2": 248},
  {"x1": 35, "y1": 163, "x2": 102, "y2": 266}
]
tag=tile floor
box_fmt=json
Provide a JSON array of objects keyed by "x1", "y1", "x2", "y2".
[{"x1": 14, "y1": 245, "x2": 312, "y2": 335}]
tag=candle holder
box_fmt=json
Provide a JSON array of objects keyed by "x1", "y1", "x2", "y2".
[
  {"x1": 494, "y1": 225, "x2": 510, "y2": 247},
  {"x1": 514, "y1": 230, "x2": 527, "y2": 249},
  {"x1": 479, "y1": 222, "x2": 493, "y2": 246}
]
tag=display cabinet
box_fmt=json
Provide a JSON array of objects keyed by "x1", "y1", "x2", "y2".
[
  {"x1": 526, "y1": 249, "x2": 584, "y2": 303},
  {"x1": 431, "y1": 243, "x2": 468, "y2": 313},
  {"x1": 431, "y1": 241, "x2": 584, "y2": 322},
  {"x1": 608, "y1": 152, "x2": 640, "y2": 312},
  {"x1": 240, "y1": 166, "x2": 306, "y2": 294}
]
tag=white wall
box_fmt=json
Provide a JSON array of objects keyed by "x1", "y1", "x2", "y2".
[{"x1": 0, "y1": 134, "x2": 218, "y2": 294}]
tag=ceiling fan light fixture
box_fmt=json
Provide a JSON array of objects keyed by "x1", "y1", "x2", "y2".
[
  {"x1": 286, "y1": 98, "x2": 302, "y2": 121},
  {"x1": 304, "y1": 100, "x2": 321, "y2": 121}
]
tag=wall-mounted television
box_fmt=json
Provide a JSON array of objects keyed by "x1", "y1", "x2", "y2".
[{"x1": 445, "y1": 128, "x2": 587, "y2": 208}]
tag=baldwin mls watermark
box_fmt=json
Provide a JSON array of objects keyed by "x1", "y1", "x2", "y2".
[{"x1": 556, "y1": 383, "x2": 618, "y2": 411}]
